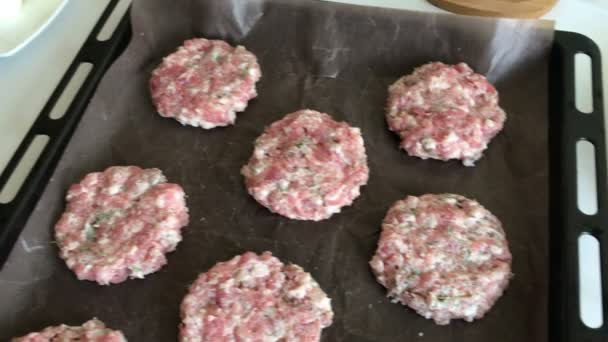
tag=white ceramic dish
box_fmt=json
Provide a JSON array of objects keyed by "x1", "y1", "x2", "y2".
[{"x1": 0, "y1": 0, "x2": 68, "y2": 57}]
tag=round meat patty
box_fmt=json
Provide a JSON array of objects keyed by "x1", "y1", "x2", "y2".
[
  {"x1": 12, "y1": 318, "x2": 126, "y2": 342},
  {"x1": 386, "y1": 62, "x2": 506, "y2": 166},
  {"x1": 150, "y1": 38, "x2": 261, "y2": 129},
  {"x1": 241, "y1": 109, "x2": 369, "y2": 221},
  {"x1": 370, "y1": 194, "x2": 512, "y2": 325},
  {"x1": 180, "y1": 251, "x2": 333, "y2": 342},
  {"x1": 54, "y1": 166, "x2": 189, "y2": 285}
]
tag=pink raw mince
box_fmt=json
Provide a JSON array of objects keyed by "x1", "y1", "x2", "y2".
[
  {"x1": 150, "y1": 38, "x2": 261, "y2": 129},
  {"x1": 180, "y1": 251, "x2": 333, "y2": 342},
  {"x1": 386, "y1": 62, "x2": 506, "y2": 166},
  {"x1": 54, "y1": 166, "x2": 189, "y2": 285},
  {"x1": 12, "y1": 318, "x2": 126, "y2": 342},
  {"x1": 241, "y1": 109, "x2": 369, "y2": 221},
  {"x1": 370, "y1": 194, "x2": 512, "y2": 325}
]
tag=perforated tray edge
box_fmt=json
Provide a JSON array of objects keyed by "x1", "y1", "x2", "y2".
[
  {"x1": 0, "y1": 0, "x2": 131, "y2": 265},
  {"x1": 549, "y1": 30, "x2": 607, "y2": 342}
]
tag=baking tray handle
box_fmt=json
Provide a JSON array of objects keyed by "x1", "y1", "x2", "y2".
[
  {"x1": 550, "y1": 31, "x2": 608, "y2": 342},
  {"x1": 0, "y1": 0, "x2": 131, "y2": 267}
]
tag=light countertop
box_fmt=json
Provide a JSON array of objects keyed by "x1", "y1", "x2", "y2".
[{"x1": 0, "y1": 0, "x2": 605, "y2": 329}]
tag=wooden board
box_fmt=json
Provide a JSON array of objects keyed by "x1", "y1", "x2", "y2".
[{"x1": 428, "y1": 0, "x2": 557, "y2": 18}]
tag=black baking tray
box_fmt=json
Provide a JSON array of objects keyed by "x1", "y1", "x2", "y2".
[{"x1": 0, "y1": 1, "x2": 606, "y2": 341}]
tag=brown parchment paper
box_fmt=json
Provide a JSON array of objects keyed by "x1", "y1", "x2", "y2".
[{"x1": 0, "y1": 1, "x2": 554, "y2": 341}]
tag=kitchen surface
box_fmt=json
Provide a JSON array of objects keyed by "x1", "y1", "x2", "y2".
[{"x1": 0, "y1": 0, "x2": 605, "y2": 339}]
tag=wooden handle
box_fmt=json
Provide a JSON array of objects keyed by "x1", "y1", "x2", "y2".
[{"x1": 428, "y1": 0, "x2": 557, "y2": 18}]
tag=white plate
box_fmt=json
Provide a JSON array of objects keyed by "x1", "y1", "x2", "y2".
[{"x1": 0, "y1": 0, "x2": 69, "y2": 57}]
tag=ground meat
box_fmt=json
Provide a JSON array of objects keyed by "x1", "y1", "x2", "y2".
[
  {"x1": 241, "y1": 109, "x2": 369, "y2": 221},
  {"x1": 150, "y1": 38, "x2": 261, "y2": 129},
  {"x1": 12, "y1": 318, "x2": 126, "y2": 342},
  {"x1": 180, "y1": 251, "x2": 333, "y2": 342},
  {"x1": 54, "y1": 166, "x2": 189, "y2": 285},
  {"x1": 386, "y1": 62, "x2": 506, "y2": 166},
  {"x1": 370, "y1": 194, "x2": 512, "y2": 325}
]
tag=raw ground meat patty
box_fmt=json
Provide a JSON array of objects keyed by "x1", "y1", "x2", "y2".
[
  {"x1": 150, "y1": 38, "x2": 261, "y2": 129},
  {"x1": 370, "y1": 194, "x2": 512, "y2": 325},
  {"x1": 386, "y1": 62, "x2": 506, "y2": 166},
  {"x1": 54, "y1": 166, "x2": 189, "y2": 285},
  {"x1": 180, "y1": 251, "x2": 333, "y2": 342},
  {"x1": 12, "y1": 318, "x2": 126, "y2": 342},
  {"x1": 241, "y1": 109, "x2": 369, "y2": 221}
]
